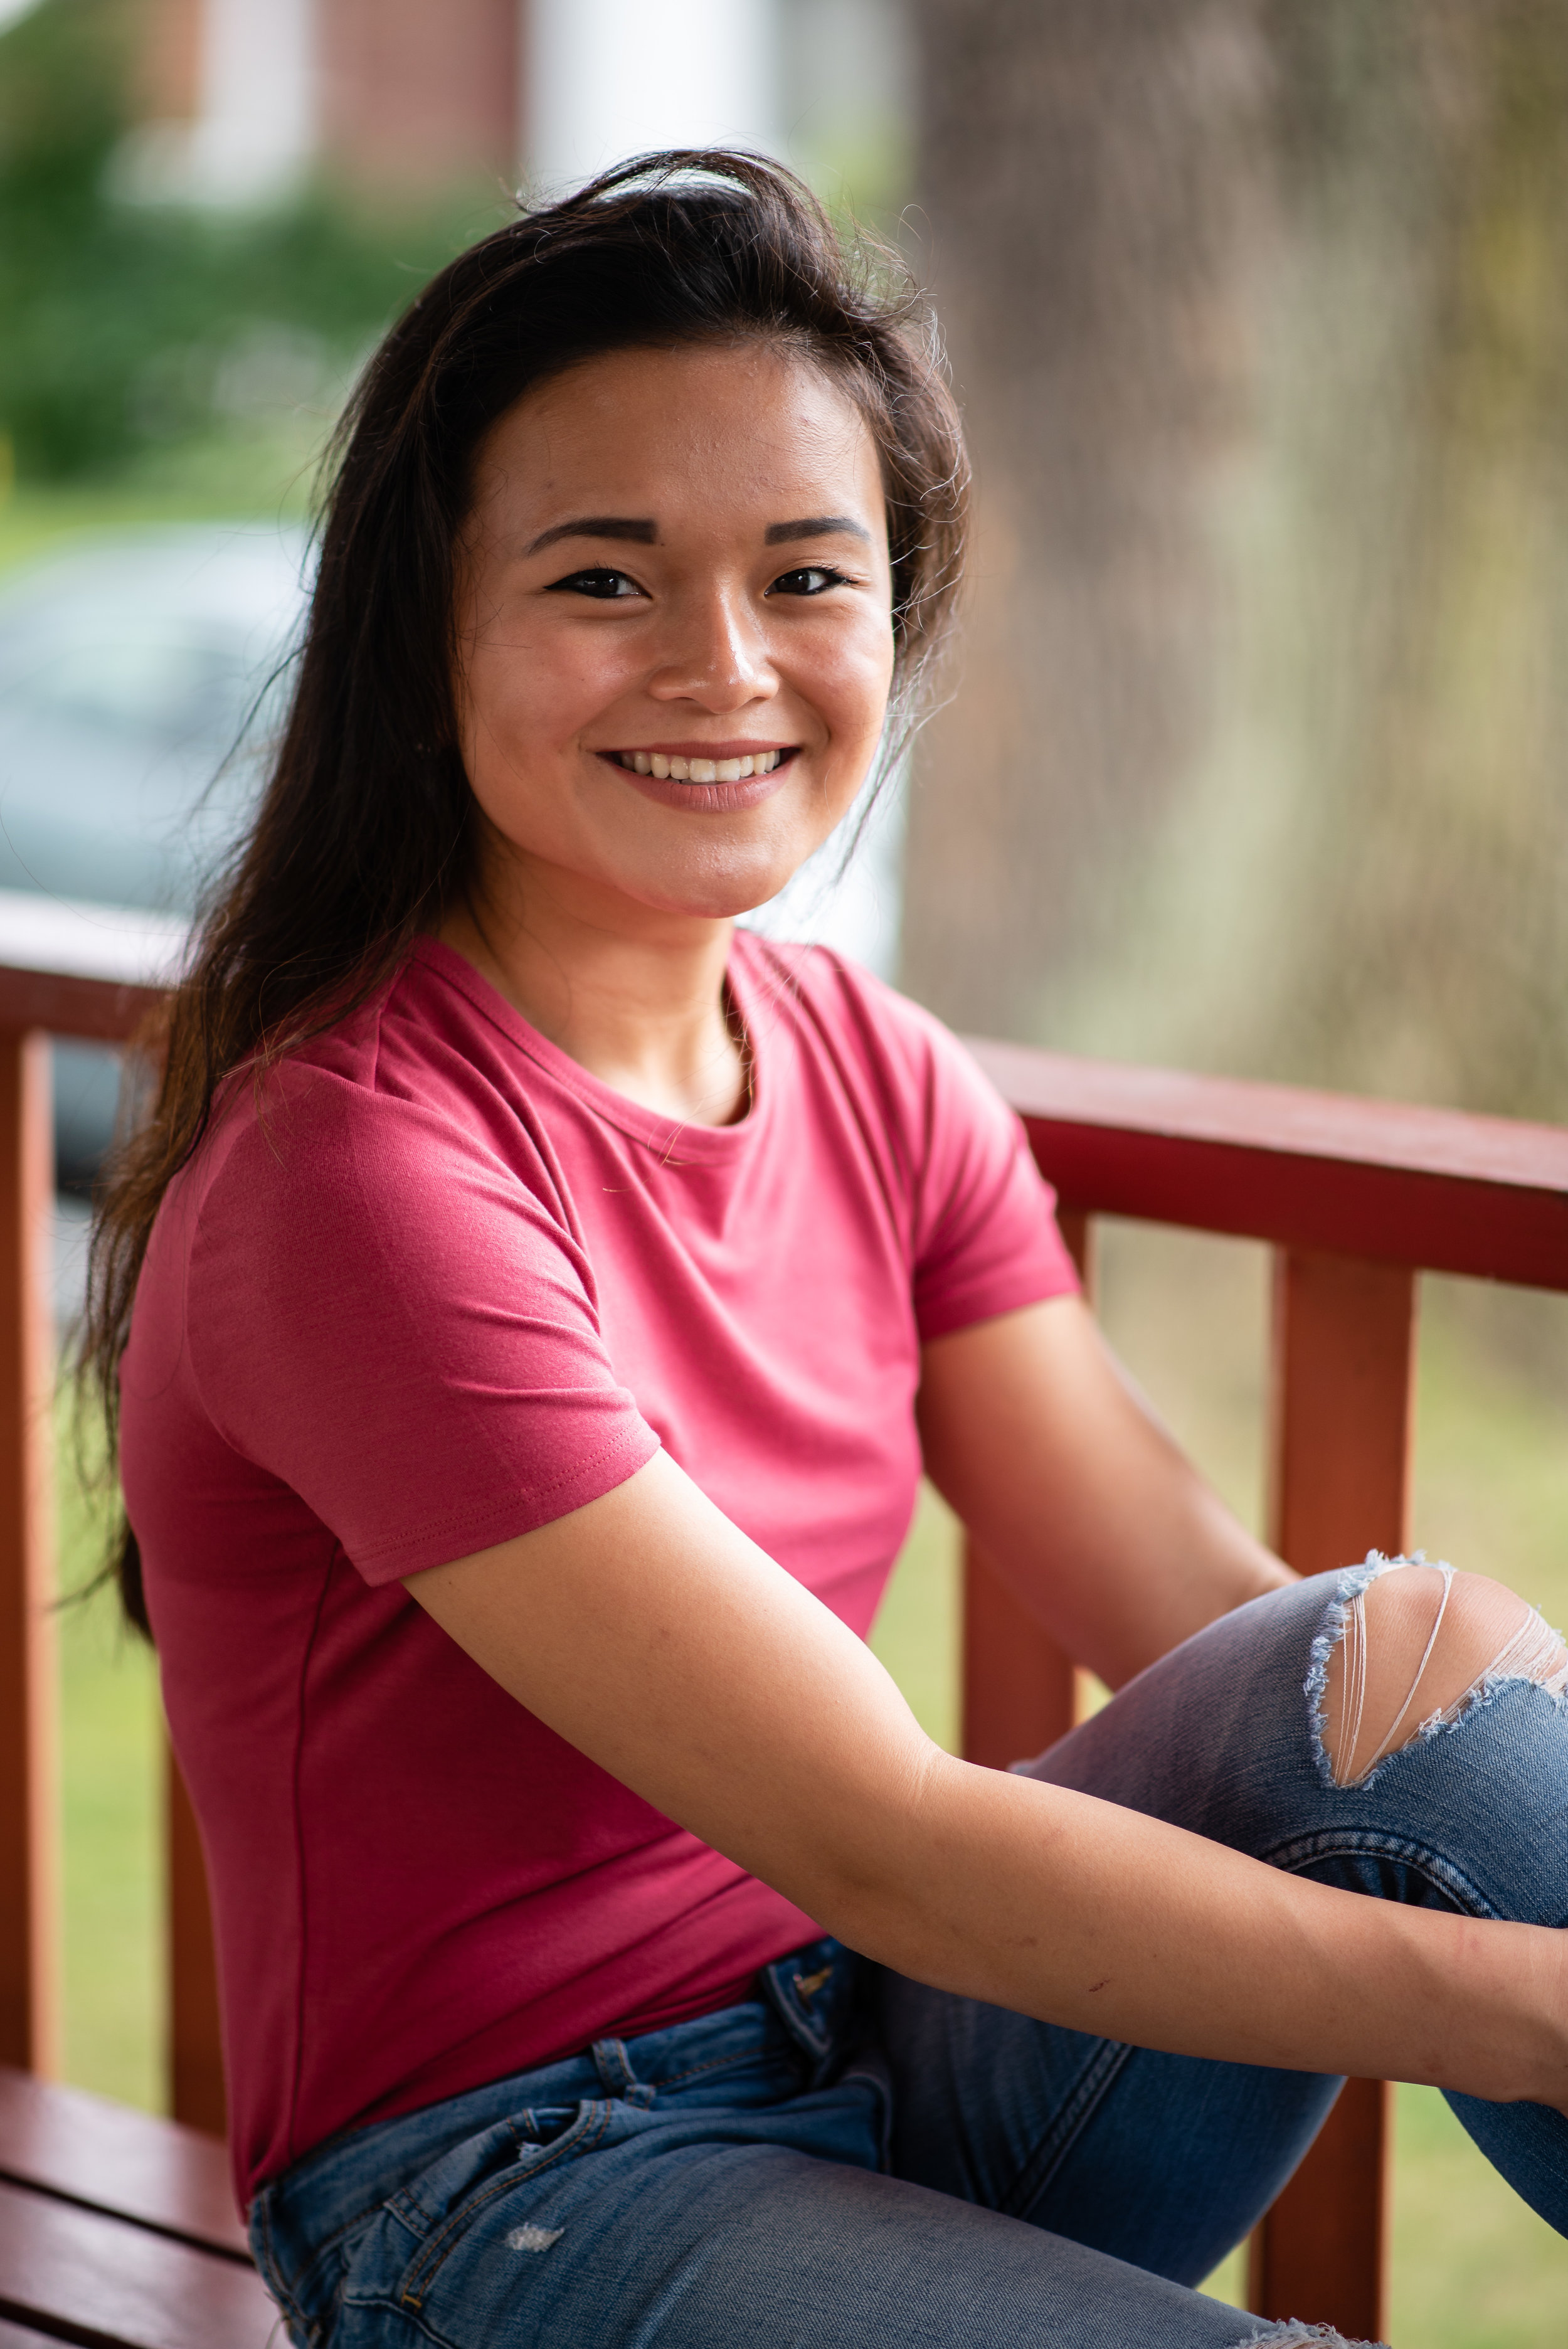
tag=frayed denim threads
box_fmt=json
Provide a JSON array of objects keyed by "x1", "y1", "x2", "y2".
[{"x1": 1306, "y1": 1552, "x2": 1567, "y2": 1791}]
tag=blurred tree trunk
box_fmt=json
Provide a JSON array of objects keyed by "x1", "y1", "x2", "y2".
[
  {"x1": 903, "y1": 0, "x2": 1568, "y2": 1122},
  {"x1": 1229, "y1": 0, "x2": 1568, "y2": 1116},
  {"x1": 900, "y1": 0, "x2": 1270, "y2": 1041}
]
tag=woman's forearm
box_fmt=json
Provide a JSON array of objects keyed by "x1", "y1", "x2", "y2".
[{"x1": 830, "y1": 1749, "x2": 1568, "y2": 2112}]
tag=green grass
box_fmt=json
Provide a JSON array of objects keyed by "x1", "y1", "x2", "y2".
[
  {"x1": 58, "y1": 1569, "x2": 161, "y2": 2109},
  {"x1": 1392, "y1": 2085, "x2": 1564, "y2": 2348},
  {"x1": 56, "y1": 1403, "x2": 162, "y2": 2112},
  {"x1": 0, "y1": 425, "x2": 322, "y2": 575},
  {"x1": 867, "y1": 1479, "x2": 961, "y2": 1753}
]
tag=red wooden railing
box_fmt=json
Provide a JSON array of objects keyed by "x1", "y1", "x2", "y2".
[{"x1": 0, "y1": 906, "x2": 1564, "y2": 2341}]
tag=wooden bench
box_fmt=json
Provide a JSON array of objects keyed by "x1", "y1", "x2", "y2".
[
  {"x1": 0, "y1": 899, "x2": 1562, "y2": 2344},
  {"x1": 0, "y1": 2066, "x2": 273, "y2": 2346}
]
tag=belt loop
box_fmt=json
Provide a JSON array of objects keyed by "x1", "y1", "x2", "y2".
[{"x1": 591, "y1": 2038, "x2": 654, "y2": 2106}]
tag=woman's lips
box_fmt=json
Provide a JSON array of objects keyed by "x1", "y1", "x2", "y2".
[{"x1": 596, "y1": 745, "x2": 798, "y2": 814}]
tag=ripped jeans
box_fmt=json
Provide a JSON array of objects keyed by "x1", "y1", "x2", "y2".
[{"x1": 250, "y1": 1567, "x2": 1568, "y2": 2349}]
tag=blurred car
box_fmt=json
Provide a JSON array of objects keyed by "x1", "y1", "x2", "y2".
[{"x1": 0, "y1": 523, "x2": 312, "y2": 1182}]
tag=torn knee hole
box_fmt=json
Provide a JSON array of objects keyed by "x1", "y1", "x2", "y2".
[
  {"x1": 1238, "y1": 2330, "x2": 1385, "y2": 2349},
  {"x1": 1237, "y1": 2329, "x2": 1385, "y2": 2348},
  {"x1": 1321, "y1": 1559, "x2": 1568, "y2": 1788}
]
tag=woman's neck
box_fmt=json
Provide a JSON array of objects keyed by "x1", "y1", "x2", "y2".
[{"x1": 440, "y1": 861, "x2": 751, "y2": 1128}]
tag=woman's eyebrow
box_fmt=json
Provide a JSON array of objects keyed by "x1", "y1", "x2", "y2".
[
  {"x1": 764, "y1": 515, "x2": 872, "y2": 545},
  {"x1": 526, "y1": 516, "x2": 659, "y2": 555}
]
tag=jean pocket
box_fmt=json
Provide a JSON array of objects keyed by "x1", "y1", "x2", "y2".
[{"x1": 378, "y1": 2097, "x2": 615, "y2": 2316}]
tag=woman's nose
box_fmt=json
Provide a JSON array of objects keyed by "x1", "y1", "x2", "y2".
[{"x1": 647, "y1": 590, "x2": 778, "y2": 709}]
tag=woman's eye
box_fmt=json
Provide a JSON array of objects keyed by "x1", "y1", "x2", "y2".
[
  {"x1": 767, "y1": 565, "x2": 850, "y2": 598},
  {"x1": 544, "y1": 568, "x2": 645, "y2": 600}
]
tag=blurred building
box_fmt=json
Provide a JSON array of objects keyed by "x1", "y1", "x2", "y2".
[
  {"x1": 129, "y1": 0, "x2": 906, "y2": 206},
  {"x1": 136, "y1": 0, "x2": 522, "y2": 200}
]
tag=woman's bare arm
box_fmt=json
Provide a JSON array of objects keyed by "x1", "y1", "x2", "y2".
[
  {"x1": 918, "y1": 1296, "x2": 1293, "y2": 1687},
  {"x1": 406, "y1": 1451, "x2": 1568, "y2": 2114}
]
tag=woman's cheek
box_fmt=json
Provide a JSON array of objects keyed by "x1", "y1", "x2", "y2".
[
  {"x1": 797, "y1": 620, "x2": 893, "y2": 731},
  {"x1": 832, "y1": 657, "x2": 898, "y2": 768},
  {"x1": 480, "y1": 659, "x2": 583, "y2": 766}
]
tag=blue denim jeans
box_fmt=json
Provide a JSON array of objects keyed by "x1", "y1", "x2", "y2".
[{"x1": 250, "y1": 1569, "x2": 1568, "y2": 2348}]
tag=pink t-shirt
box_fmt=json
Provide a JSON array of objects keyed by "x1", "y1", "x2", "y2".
[{"x1": 120, "y1": 934, "x2": 1077, "y2": 2205}]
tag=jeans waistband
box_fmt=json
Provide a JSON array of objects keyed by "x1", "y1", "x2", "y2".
[{"x1": 252, "y1": 1938, "x2": 854, "y2": 2262}]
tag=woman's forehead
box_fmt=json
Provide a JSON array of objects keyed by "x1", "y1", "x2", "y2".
[{"x1": 470, "y1": 346, "x2": 885, "y2": 538}]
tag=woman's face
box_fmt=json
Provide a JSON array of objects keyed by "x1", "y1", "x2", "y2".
[{"x1": 453, "y1": 342, "x2": 896, "y2": 925}]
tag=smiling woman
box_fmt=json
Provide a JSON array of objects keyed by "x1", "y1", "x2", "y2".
[
  {"x1": 447, "y1": 341, "x2": 895, "y2": 1122},
  {"x1": 81, "y1": 151, "x2": 1568, "y2": 2349}
]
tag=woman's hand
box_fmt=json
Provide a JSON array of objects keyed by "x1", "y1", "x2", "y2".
[
  {"x1": 918, "y1": 1296, "x2": 1295, "y2": 1689},
  {"x1": 406, "y1": 1448, "x2": 1568, "y2": 2113}
]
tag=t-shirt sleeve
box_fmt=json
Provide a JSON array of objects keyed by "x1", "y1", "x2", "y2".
[
  {"x1": 183, "y1": 1071, "x2": 660, "y2": 1586},
  {"x1": 904, "y1": 1008, "x2": 1081, "y2": 1342}
]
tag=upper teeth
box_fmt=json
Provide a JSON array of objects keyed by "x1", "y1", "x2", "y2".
[{"x1": 620, "y1": 750, "x2": 783, "y2": 782}]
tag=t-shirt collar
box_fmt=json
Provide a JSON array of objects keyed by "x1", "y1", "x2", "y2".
[{"x1": 409, "y1": 933, "x2": 775, "y2": 1165}]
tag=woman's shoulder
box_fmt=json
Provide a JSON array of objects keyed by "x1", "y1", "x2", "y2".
[
  {"x1": 731, "y1": 931, "x2": 1004, "y2": 1123},
  {"x1": 170, "y1": 947, "x2": 577, "y2": 1258},
  {"x1": 733, "y1": 930, "x2": 953, "y2": 1051}
]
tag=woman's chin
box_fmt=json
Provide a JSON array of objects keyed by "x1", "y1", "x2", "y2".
[{"x1": 619, "y1": 846, "x2": 824, "y2": 926}]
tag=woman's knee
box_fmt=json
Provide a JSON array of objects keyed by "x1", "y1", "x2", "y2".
[{"x1": 1322, "y1": 1557, "x2": 1568, "y2": 1788}]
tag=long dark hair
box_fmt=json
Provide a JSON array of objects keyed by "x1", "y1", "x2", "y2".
[{"x1": 83, "y1": 148, "x2": 970, "y2": 1635}]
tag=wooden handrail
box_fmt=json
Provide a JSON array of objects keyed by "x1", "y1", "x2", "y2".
[
  {"x1": 0, "y1": 896, "x2": 181, "y2": 1046},
  {"x1": 0, "y1": 916, "x2": 1559, "y2": 2338},
  {"x1": 968, "y1": 1037, "x2": 1568, "y2": 1288}
]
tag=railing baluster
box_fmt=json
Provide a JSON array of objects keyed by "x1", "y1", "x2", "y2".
[
  {"x1": 167, "y1": 1737, "x2": 226, "y2": 2136},
  {"x1": 1268, "y1": 1249, "x2": 1416, "y2": 1586},
  {"x1": 0, "y1": 1030, "x2": 59, "y2": 2075},
  {"x1": 960, "y1": 1210, "x2": 1094, "y2": 1769},
  {"x1": 1248, "y1": 1246, "x2": 1417, "y2": 2345}
]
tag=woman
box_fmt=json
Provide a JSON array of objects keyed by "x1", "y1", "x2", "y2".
[{"x1": 92, "y1": 153, "x2": 1568, "y2": 2349}]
